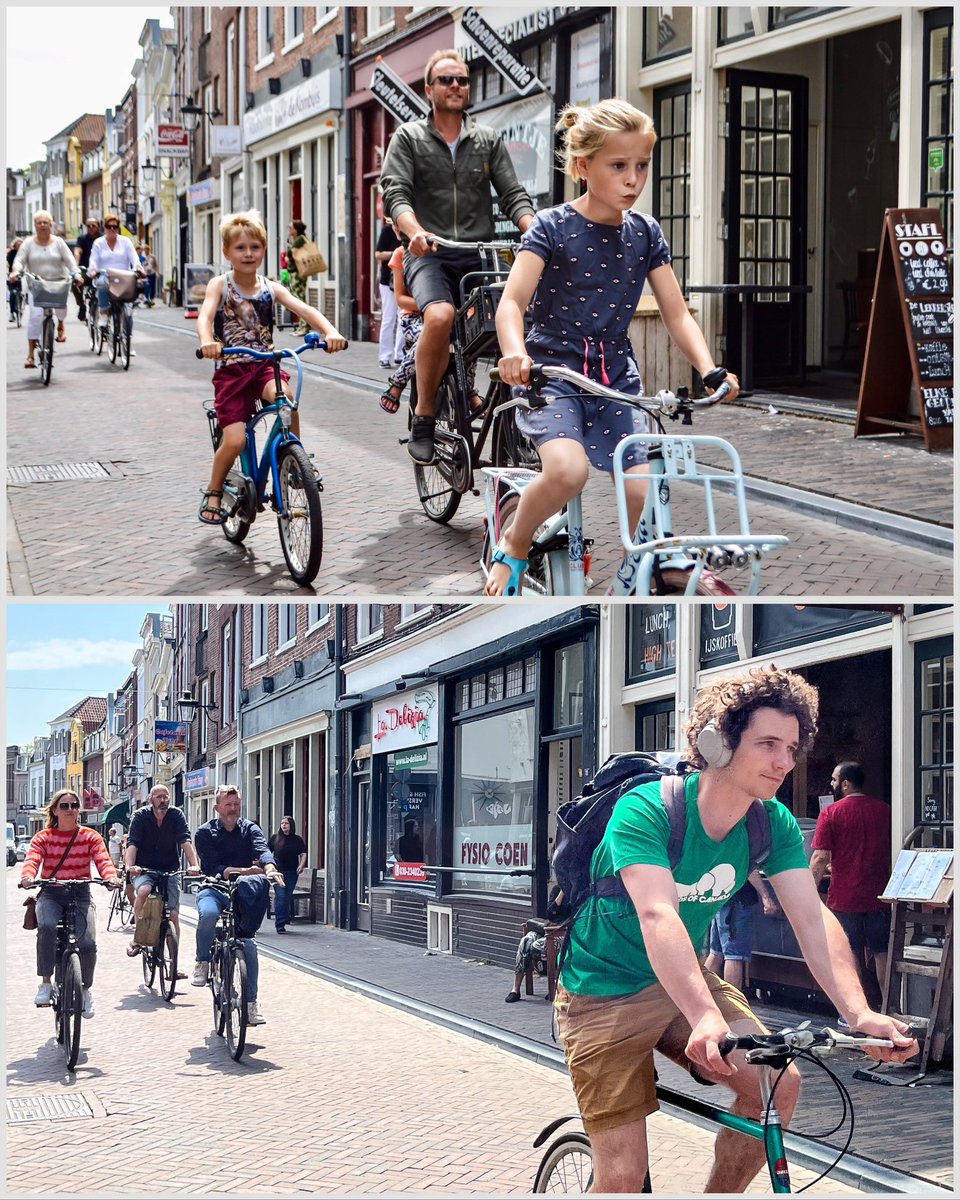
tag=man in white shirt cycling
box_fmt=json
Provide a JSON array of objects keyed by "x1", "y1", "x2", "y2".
[{"x1": 87, "y1": 213, "x2": 143, "y2": 346}]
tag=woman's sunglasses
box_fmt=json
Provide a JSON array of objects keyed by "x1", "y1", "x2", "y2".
[{"x1": 58, "y1": 800, "x2": 81, "y2": 810}]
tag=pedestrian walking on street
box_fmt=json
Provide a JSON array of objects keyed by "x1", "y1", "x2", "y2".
[
  {"x1": 20, "y1": 789, "x2": 120, "y2": 1018},
  {"x1": 267, "y1": 815, "x2": 307, "y2": 933},
  {"x1": 287, "y1": 219, "x2": 309, "y2": 332},
  {"x1": 375, "y1": 218, "x2": 402, "y2": 368},
  {"x1": 703, "y1": 870, "x2": 779, "y2": 993}
]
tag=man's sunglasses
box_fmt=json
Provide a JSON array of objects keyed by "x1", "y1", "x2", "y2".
[
  {"x1": 431, "y1": 74, "x2": 469, "y2": 87},
  {"x1": 58, "y1": 800, "x2": 81, "y2": 810}
]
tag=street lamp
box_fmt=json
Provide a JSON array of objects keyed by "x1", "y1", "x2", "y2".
[
  {"x1": 180, "y1": 101, "x2": 222, "y2": 134},
  {"x1": 139, "y1": 743, "x2": 154, "y2": 769},
  {"x1": 177, "y1": 690, "x2": 218, "y2": 720}
]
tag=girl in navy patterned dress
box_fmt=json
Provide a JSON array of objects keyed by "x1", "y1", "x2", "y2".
[{"x1": 485, "y1": 99, "x2": 739, "y2": 596}]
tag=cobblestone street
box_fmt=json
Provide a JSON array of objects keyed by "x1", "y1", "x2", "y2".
[{"x1": 5, "y1": 870, "x2": 858, "y2": 1196}]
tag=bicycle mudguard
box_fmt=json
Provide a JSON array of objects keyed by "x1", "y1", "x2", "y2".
[{"x1": 533, "y1": 1115, "x2": 583, "y2": 1148}]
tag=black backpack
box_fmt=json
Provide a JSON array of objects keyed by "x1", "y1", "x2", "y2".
[{"x1": 548, "y1": 752, "x2": 772, "y2": 926}]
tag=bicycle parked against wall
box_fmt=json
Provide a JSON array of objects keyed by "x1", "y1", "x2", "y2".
[
  {"x1": 403, "y1": 235, "x2": 537, "y2": 524},
  {"x1": 481, "y1": 364, "x2": 788, "y2": 596},
  {"x1": 197, "y1": 335, "x2": 328, "y2": 585},
  {"x1": 132, "y1": 870, "x2": 185, "y2": 1002},
  {"x1": 19, "y1": 877, "x2": 113, "y2": 1071},
  {"x1": 21, "y1": 271, "x2": 72, "y2": 387},
  {"x1": 533, "y1": 1025, "x2": 898, "y2": 1194}
]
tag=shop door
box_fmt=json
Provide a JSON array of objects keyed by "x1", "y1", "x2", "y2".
[
  {"x1": 546, "y1": 737, "x2": 582, "y2": 889},
  {"x1": 725, "y1": 70, "x2": 808, "y2": 385},
  {"x1": 354, "y1": 779, "x2": 371, "y2": 931}
]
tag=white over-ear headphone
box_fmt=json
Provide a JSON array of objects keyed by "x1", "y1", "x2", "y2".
[{"x1": 697, "y1": 721, "x2": 732, "y2": 768}]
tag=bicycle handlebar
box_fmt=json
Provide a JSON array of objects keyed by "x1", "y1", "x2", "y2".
[
  {"x1": 194, "y1": 333, "x2": 331, "y2": 361},
  {"x1": 20, "y1": 877, "x2": 115, "y2": 889},
  {"x1": 719, "y1": 1026, "x2": 895, "y2": 1060},
  {"x1": 490, "y1": 363, "x2": 732, "y2": 416},
  {"x1": 426, "y1": 235, "x2": 517, "y2": 252}
]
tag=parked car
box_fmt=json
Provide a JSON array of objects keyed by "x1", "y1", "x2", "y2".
[
  {"x1": 16, "y1": 839, "x2": 31, "y2": 862},
  {"x1": 5, "y1": 823, "x2": 16, "y2": 867}
]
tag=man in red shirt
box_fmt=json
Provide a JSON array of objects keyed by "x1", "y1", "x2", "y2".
[{"x1": 811, "y1": 762, "x2": 892, "y2": 996}]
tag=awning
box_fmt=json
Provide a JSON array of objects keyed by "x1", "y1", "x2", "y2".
[{"x1": 100, "y1": 799, "x2": 130, "y2": 830}]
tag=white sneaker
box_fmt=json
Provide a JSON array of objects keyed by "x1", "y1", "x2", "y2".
[
  {"x1": 247, "y1": 1001, "x2": 266, "y2": 1026},
  {"x1": 34, "y1": 981, "x2": 53, "y2": 1007},
  {"x1": 192, "y1": 961, "x2": 210, "y2": 987},
  {"x1": 81, "y1": 989, "x2": 95, "y2": 1019},
  {"x1": 130, "y1": 348, "x2": 136, "y2": 356}
]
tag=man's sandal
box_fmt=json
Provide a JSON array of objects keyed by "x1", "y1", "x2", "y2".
[
  {"x1": 24, "y1": 360, "x2": 36, "y2": 369},
  {"x1": 198, "y1": 489, "x2": 224, "y2": 525},
  {"x1": 126, "y1": 941, "x2": 141, "y2": 957},
  {"x1": 488, "y1": 547, "x2": 527, "y2": 597},
  {"x1": 380, "y1": 380, "x2": 403, "y2": 414}
]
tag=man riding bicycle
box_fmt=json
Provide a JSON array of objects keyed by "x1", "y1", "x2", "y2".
[
  {"x1": 379, "y1": 48, "x2": 535, "y2": 464},
  {"x1": 554, "y1": 665, "x2": 917, "y2": 1194},
  {"x1": 73, "y1": 217, "x2": 100, "y2": 322},
  {"x1": 192, "y1": 785, "x2": 282, "y2": 1027},
  {"x1": 87, "y1": 213, "x2": 142, "y2": 347},
  {"x1": 124, "y1": 784, "x2": 200, "y2": 961}
]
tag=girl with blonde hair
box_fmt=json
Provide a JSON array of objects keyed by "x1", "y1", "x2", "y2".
[{"x1": 486, "y1": 98, "x2": 739, "y2": 596}]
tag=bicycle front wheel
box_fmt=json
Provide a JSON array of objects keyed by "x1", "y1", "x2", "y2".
[
  {"x1": 41, "y1": 317, "x2": 54, "y2": 386},
  {"x1": 413, "y1": 376, "x2": 463, "y2": 524},
  {"x1": 15, "y1": 293, "x2": 22, "y2": 328},
  {"x1": 119, "y1": 325, "x2": 131, "y2": 371},
  {"x1": 59, "y1": 953, "x2": 83, "y2": 1071},
  {"x1": 108, "y1": 319, "x2": 118, "y2": 364},
  {"x1": 483, "y1": 493, "x2": 558, "y2": 597},
  {"x1": 88, "y1": 312, "x2": 98, "y2": 352},
  {"x1": 224, "y1": 945, "x2": 249, "y2": 1062},
  {"x1": 118, "y1": 888, "x2": 133, "y2": 928},
  {"x1": 276, "y1": 443, "x2": 323, "y2": 585},
  {"x1": 653, "y1": 567, "x2": 736, "y2": 597},
  {"x1": 534, "y1": 1134, "x2": 593, "y2": 1194},
  {"x1": 159, "y1": 923, "x2": 178, "y2": 1002},
  {"x1": 491, "y1": 385, "x2": 539, "y2": 469}
]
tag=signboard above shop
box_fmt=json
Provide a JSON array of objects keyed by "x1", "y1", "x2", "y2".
[
  {"x1": 369, "y1": 60, "x2": 428, "y2": 124},
  {"x1": 243, "y1": 69, "x2": 341, "y2": 147},
  {"x1": 157, "y1": 124, "x2": 189, "y2": 159},
  {"x1": 460, "y1": 6, "x2": 545, "y2": 96},
  {"x1": 373, "y1": 683, "x2": 439, "y2": 754}
]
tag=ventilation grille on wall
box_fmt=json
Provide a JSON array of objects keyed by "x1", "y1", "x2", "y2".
[{"x1": 426, "y1": 904, "x2": 452, "y2": 954}]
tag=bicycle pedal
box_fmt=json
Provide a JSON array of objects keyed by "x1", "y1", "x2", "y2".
[{"x1": 398, "y1": 436, "x2": 409, "y2": 445}]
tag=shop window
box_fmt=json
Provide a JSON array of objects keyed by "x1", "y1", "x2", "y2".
[
  {"x1": 753, "y1": 606, "x2": 890, "y2": 655},
  {"x1": 654, "y1": 85, "x2": 691, "y2": 294},
  {"x1": 922, "y1": 10, "x2": 954, "y2": 252},
  {"x1": 635, "y1": 699, "x2": 676, "y2": 754},
  {"x1": 770, "y1": 7, "x2": 838, "y2": 28},
  {"x1": 470, "y1": 675, "x2": 486, "y2": 708},
  {"x1": 488, "y1": 667, "x2": 505, "y2": 705},
  {"x1": 251, "y1": 605, "x2": 268, "y2": 661},
  {"x1": 357, "y1": 605, "x2": 384, "y2": 641},
  {"x1": 506, "y1": 661, "x2": 525, "y2": 698},
  {"x1": 278, "y1": 604, "x2": 297, "y2": 647},
  {"x1": 383, "y1": 745, "x2": 438, "y2": 885},
  {"x1": 916, "y1": 641, "x2": 953, "y2": 846},
  {"x1": 554, "y1": 644, "x2": 584, "y2": 729},
  {"x1": 452, "y1": 707, "x2": 534, "y2": 897},
  {"x1": 257, "y1": 9, "x2": 274, "y2": 63},
  {"x1": 699, "y1": 603, "x2": 739, "y2": 669},
  {"x1": 307, "y1": 603, "x2": 330, "y2": 627},
  {"x1": 626, "y1": 605, "x2": 677, "y2": 682},
  {"x1": 644, "y1": 7, "x2": 692, "y2": 62},
  {"x1": 718, "y1": 8, "x2": 755, "y2": 44}
]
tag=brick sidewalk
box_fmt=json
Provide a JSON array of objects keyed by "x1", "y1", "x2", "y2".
[{"x1": 5, "y1": 871, "x2": 856, "y2": 1196}]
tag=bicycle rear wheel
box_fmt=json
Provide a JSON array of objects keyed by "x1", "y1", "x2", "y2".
[
  {"x1": 41, "y1": 316, "x2": 54, "y2": 386},
  {"x1": 119, "y1": 325, "x2": 131, "y2": 370},
  {"x1": 210, "y1": 944, "x2": 226, "y2": 1036},
  {"x1": 159, "y1": 923, "x2": 179, "y2": 1002},
  {"x1": 108, "y1": 317, "x2": 118, "y2": 364},
  {"x1": 276, "y1": 443, "x2": 323, "y2": 584},
  {"x1": 491, "y1": 385, "x2": 539, "y2": 469},
  {"x1": 15, "y1": 292, "x2": 22, "y2": 328},
  {"x1": 224, "y1": 945, "x2": 249, "y2": 1061},
  {"x1": 534, "y1": 1134, "x2": 593, "y2": 1194},
  {"x1": 88, "y1": 312, "x2": 98, "y2": 352},
  {"x1": 413, "y1": 376, "x2": 463, "y2": 524},
  {"x1": 653, "y1": 566, "x2": 736, "y2": 597},
  {"x1": 59, "y1": 953, "x2": 83, "y2": 1071}
]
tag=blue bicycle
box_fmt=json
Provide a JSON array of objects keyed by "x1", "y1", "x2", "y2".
[{"x1": 198, "y1": 335, "x2": 327, "y2": 585}]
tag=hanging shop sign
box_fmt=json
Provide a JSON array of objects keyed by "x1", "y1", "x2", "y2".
[
  {"x1": 156, "y1": 124, "x2": 190, "y2": 160},
  {"x1": 211, "y1": 125, "x2": 243, "y2": 157},
  {"x1": 373, "y1": 684, "x2": 439, "y2": 753},
  {"x1": 569, "y1": 23, "x2": 601, "y2": 106},
  {"x1": 483, "y1": 91, "x2": 554, "y2": 237},
  {"x1": 185, "y1": 768, "x2": 209, "y2": 792},
  {"x1": 369, "y1": 60, "x2": 429, "y2": 124},
  {"x1": 460, "y1": 6, "x2": 544, "y2": 96},
  {"x1": 243, "y1": 69, "x2": 340, "y2": 147},
  {"x1": 154, "y1": 720, "x2": 190, "y2": 754},
  {"x1": 188, "y1": 178, "x2": 220, "y2": 208}
]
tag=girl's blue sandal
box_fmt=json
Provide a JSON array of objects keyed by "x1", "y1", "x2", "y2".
[{"x1": 489, "y1": 547, "x2": 527, "y2": 596}]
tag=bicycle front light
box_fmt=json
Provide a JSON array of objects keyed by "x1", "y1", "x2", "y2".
[{"x1": 279, "y1": 406, "x2": 293, "y2": 429}]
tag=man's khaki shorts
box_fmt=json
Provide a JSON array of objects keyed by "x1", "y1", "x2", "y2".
[{"x1": 554, "y1": 969, "x2": 763, "y2": 1135}]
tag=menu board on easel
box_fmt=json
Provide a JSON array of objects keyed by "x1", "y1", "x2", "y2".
[{"x1": 855, "y1": 208, "x2": 954, "y2": 451}]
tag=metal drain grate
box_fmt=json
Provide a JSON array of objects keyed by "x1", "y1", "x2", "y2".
[
  {"x1": 7, "y1": 462, "x2": 111, "y2": 485},
  {"x1": 7, "y1": 1093, "x2": 95, "y2": 1124}
]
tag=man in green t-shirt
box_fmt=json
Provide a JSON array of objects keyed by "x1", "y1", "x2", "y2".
[{"x1": 555, "y1": 665, "x2": 917, "y2": 1194}]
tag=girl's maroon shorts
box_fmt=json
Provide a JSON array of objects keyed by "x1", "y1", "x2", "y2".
[{"x1": 212, "y1": 361, "x2": 291, "y2": 428}]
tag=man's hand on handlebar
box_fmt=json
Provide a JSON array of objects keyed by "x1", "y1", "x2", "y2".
[
  {"x1": 199, "y1": 341, "x2": 222, "y2": 361},
  {"x1": 684, "y1": 1011, "x2": 737, "y2": 1077},
  {"x1": 406, "y1": 230, "x2": 436, "y2": 258},
  {"x1": 846, "y1": 1011, "x2": 920, "y2": 1063}
]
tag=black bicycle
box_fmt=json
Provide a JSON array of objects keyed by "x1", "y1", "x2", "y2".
[
  {"x1": 21, "y1": 271, "x2": 73, "y2": 386},
  {"x1": 132, "y1": 870, "x2": 185, "y2": 1002},
  {"x1": 106, "y1": 868, "x2": 134, "y2": 930},
  {"x1": 196, "y1": 876, "x2": 251, "y2": 1061},
  {"x1": 404, "y1": 235, "x2": 537, "y2": 524},
  {"x1": 20, "y1": 877, "x2": 113, "y2": 1070},
  {"x1": 8, "y1": 278, "x2": 25, "y2": 327},
  {"x1": 84, "y1": 282, "x2": 101, "y2": 354},
  {"x1": 92, "y1": 268, "x2": 137, "y2": 370}
]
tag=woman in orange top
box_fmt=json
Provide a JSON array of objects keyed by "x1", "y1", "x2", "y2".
[{"x1": 21, "y1": 788, "x2": 119, "y2": 1017}]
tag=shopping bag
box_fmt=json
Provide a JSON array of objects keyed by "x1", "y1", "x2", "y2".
[{"x1": 291, "y1": 241, "x2": 328, "y2": 278}]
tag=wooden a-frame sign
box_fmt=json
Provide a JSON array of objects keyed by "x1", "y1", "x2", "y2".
[{"x1": 855, "y1": 208, "x2": 953, "y2": 451}]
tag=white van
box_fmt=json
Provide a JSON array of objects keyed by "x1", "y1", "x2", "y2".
[{"x1": 6, "y1": 822, "x2": 16, "y2": 867}]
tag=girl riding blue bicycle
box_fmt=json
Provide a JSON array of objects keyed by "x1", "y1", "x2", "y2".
[
  {"x1": 485, "y1": 98, "x2": 739, "y2": 596},
  {"x1": 196, "y1": 209, "x2": 346, "y2": 525}
]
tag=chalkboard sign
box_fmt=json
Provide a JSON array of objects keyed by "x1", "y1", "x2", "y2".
[{"x1": 856, "y1": 208, "x2": 954, "y2": 452}]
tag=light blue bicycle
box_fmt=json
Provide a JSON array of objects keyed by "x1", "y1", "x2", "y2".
[
  {"x1": 198, "y1": 334, "x2": 327, "y2": 585},
  {"x1": 481, "y1": 364, "x2": 789, "y2": 597}
]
